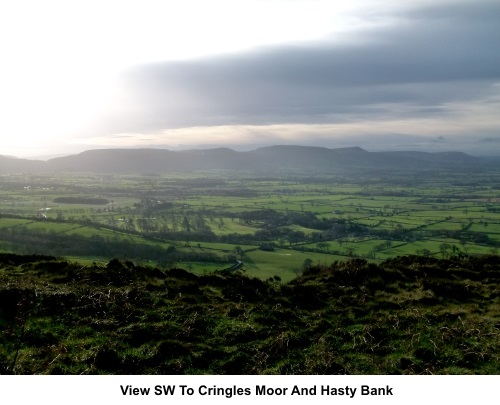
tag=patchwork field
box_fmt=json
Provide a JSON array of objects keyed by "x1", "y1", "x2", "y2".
[{"x1": 1, "y1": 168, "x2": 499, "y2": 281}]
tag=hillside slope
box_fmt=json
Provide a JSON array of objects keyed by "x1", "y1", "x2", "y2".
[{"x1": 1, "y1": 253, "x2": 498, "y2": 374}]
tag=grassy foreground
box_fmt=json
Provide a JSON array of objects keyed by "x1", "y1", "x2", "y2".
[{"x1": 0, "y1": 253, "x2": 498, "y2": 374}]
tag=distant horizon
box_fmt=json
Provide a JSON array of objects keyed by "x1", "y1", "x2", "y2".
[
  {"x1": 2, "y1": 0, "x2": 499, "y2": 160},
  {"x1": 7, "y1": 142, "x2": 500, "y2": 162}
]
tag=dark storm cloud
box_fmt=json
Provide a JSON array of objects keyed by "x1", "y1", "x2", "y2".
[{"x1": 91, "y1": 0, "x2": 500, "y2": 136}]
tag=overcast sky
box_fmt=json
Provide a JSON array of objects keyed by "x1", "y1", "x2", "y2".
[{"x1": 1, "y1": 0, "x2": 499, "y2": 158}]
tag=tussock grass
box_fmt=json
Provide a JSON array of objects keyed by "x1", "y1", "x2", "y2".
[{"x1": 0, "y1": 253, "x2": 498, "y2": 375}]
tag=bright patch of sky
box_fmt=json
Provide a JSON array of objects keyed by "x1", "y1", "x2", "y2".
[{"x1": 0, "y1": 0, "x2": 499, "y2": 157}]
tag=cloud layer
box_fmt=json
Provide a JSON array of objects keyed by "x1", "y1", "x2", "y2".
[{"x1": 38, "y1": 1, "x2": 500, "y2": 155}]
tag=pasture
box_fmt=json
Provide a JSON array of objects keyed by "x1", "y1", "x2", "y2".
[{"x1": 1, "y1": 167, "x2": 499, "y2": 280}]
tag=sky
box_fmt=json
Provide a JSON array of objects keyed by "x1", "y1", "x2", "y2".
[{"x1": 1, "y1": 0, "x2": 499, "y2": 158}]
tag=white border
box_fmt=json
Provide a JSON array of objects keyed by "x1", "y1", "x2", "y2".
[{"x1": 1, "y1": 375, "x2": 496, "y2": 404}]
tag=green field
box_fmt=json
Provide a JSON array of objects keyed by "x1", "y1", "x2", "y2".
[{"x1": 1, "y1": 168, "x2": 499, "y2": 278}]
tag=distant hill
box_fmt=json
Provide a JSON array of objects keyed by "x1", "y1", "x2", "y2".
[
  {"x1": 1, "y1": 146, "x2": 496, "y2": 174},
  {"x1": 374, "y1": 150, "x2": 477, "y2": 165},
  {"x1": 0, "y1": 155, "x2": 46, "y2": 173}
]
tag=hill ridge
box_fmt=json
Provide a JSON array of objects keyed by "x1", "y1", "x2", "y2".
[{"x1": 0, "y1": 145, "x2": 492, "y2": 174}]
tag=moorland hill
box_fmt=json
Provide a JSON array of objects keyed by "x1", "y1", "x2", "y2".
[{"x1": 1, "y1": 145, "x2": 493, "y2": 174}]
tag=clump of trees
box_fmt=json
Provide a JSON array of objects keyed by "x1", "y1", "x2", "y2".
[{"x1": 53, "y1": 197, "x2": 109, "y2": 205}]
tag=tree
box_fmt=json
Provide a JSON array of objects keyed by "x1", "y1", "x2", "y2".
[
  {"x1": 218, "y1": 217, "x2": 225, "y2": 229},
  {"x1": 287, "y1": 230, "x2": 305, "y2": 246},
  {"x1": 195, "y1": 213, "x2": 207, "y2": 231},
  {"x1": 440, "y1": 242, "x2": 451, "y2": 259},
  {"x1": 417, "y1": 248, "x2": 432, "y2": 257},
  {"x1": 459, "y1": 239, "x2": 468, "y2": 252},
  {"x1": 234, "y1": 246, "x2": 245, "y2": 261},
  {"x1": 182, "y1": 216, "x2": 191, "y2": 232},
  {"x1": 303, "y1": 258, "x2": 313, "y2": 270}
]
